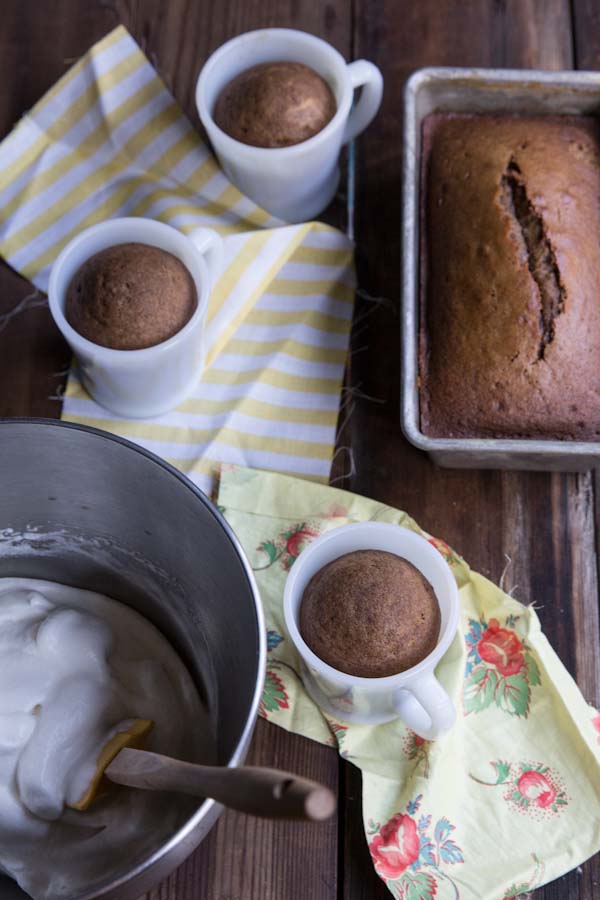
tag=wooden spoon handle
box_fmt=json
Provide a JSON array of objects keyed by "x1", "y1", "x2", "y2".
[{"x1": 105, "y1": 748, "x2": 336, "y2": 821}]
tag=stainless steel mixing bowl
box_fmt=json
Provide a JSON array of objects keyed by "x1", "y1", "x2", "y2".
[{"x1": 0, "y1": 419, "x2": 265, "y2": 900}]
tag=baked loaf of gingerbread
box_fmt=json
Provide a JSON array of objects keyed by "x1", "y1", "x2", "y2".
[
  {"x1": 299, "y1": 550, "x2": 440, "y2": 678},
  {"x1": 420, "y1": 114, "x2": 600, "y2": 440}
]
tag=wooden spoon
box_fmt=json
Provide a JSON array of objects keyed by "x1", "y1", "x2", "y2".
[
  {"x1": 69, "y1": 719, "x2": 336, "y2": 821},
  {"x1": 105, "y1": 747, "x2": 336, "y2": 821}
]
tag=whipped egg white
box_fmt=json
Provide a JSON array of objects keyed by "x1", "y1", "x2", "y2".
[{"x1": 0, "y1": 579, "x2": 211, "y2": 900}]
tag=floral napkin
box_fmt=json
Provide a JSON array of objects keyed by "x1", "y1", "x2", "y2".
[{"x1": 217, "y1": 464, "x2": 600, "y2": 900}]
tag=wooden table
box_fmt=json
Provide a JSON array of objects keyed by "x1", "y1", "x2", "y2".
[{"x1": 1, "y1": 1, "x2": 599, "y2": 898}]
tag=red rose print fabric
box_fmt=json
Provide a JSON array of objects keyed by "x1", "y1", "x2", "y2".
[
  {"x1": 464, "y1": 615, "x2": 540, "y2": 717},
  {"x1": 478, "y1": 619, "x2": 525, "y2": 676},
  {"x1": 368, "y1": 795, "x2": 463, "y2": 900}
]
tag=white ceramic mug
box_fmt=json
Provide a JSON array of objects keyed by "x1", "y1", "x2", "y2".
[
  {"x1": 284, "y1": 522, "x2": 460, "y2": 738},
  {"x1": 196, "y1": 28, "x2": 383, "y2": 222},
  {"x1": 48, "y1": 218, "x2": 223, "y2": 419}
]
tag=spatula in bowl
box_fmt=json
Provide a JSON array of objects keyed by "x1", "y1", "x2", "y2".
[
  {"x1": 70, "y1": 719, "x2": 336, "y2": 821},
  {"x1": 105, "y1": 747, "x2": 336, "y2": 820}
]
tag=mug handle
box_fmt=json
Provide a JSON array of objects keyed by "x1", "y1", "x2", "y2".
[
  {"x1": 188, "y1": 227, "x2": 224, "y2": 288},
  {"x1": 342, "y1": 60, "x2": 383, "y2": 144},
  {"x1": 393, "y1": 673, "x2": 456, "y2": 741}
]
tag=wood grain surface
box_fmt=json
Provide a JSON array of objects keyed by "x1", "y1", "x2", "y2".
[{"x1": 0, "y1": 1, "x2": 598, "y2": 899}]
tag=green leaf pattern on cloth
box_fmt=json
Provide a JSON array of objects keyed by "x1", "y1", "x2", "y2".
[
  {"x1": 259, "y1": 669, "x2": 289, "y2": 717},
  {"x1": 259, "y1": 629, "x2": 291, "y2": 719},
  {"x1": 501, "y1": 854, "x2": 544, "y2": 899},
  {"x1": 325, "y1": 718, "x2": 349, "y2": 755},
  {"x1": 217, "y1": 464, "x2": 600, "y2": 900}
]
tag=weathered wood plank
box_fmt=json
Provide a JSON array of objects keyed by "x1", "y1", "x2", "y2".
[{"x1": 571, "y1": 0, "x2": 600, "y2": 69}]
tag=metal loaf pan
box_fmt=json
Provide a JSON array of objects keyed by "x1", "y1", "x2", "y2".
[{"x1": 401, "y1": 66, "x2": 600, "y2": 471}]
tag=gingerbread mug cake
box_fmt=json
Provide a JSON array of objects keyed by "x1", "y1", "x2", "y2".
[
  {"x1": 48, "y1": 217, "x2": 223, "y2": 418},
  {"x1": 284, "y1": 522, "x2": 459, "y2": 737},
  {"x1": 196, "y1": 28, "x2": 383, "y2": 221}
]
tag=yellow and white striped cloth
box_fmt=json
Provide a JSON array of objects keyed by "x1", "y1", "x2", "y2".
[{"x1": 0, "y1": 26, "x2": 355, "y2": 493}]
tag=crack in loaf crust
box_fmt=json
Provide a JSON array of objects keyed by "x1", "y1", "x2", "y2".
[{"x1": 420, "y1": 113, "x2": 600, "y2": 440}]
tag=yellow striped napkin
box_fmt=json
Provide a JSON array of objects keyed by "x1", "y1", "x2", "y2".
[{"x1": 0, "y1": 26, "x2": 355, "y2": 493}]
